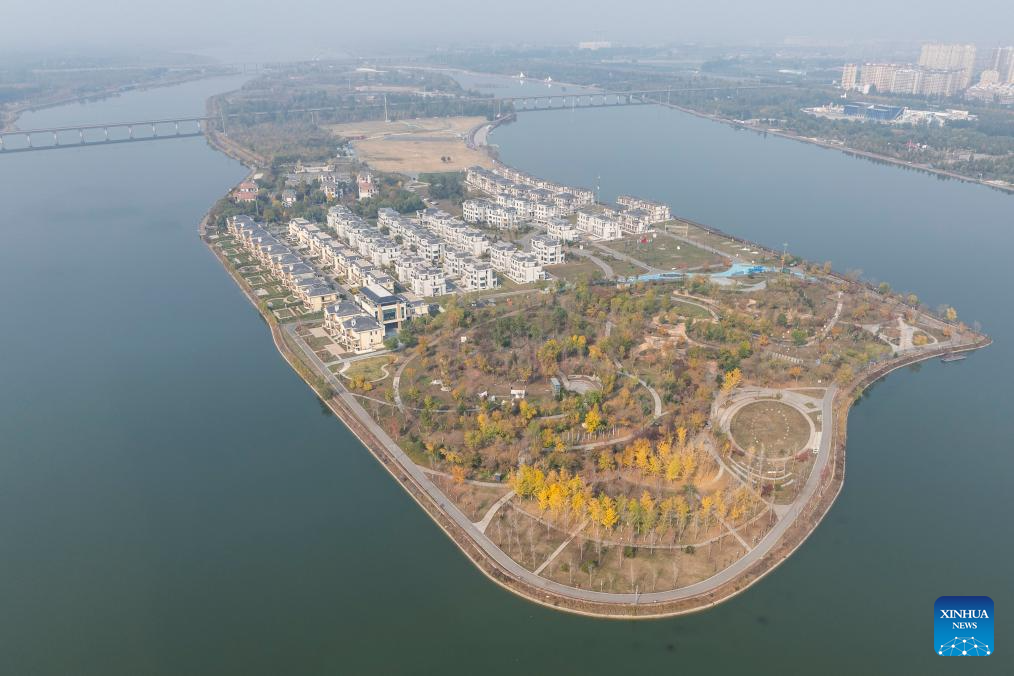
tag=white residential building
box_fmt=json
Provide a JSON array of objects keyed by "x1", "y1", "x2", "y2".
[
  {"x1": 489, "y1": 241, "x2": 548, "y2": 284},
  {"x1": 530, "y1": 235, "x2": 564, "y2": 265},
  {"x1": 324, "y1": 300, "x2": 385, "y2": 354},
  {"x1": 409, "y1": 266, "x2": 448, "y2": 297},
  {"x1": 616, "y1": 196, "x2": 671, "y2": 223},
  {"x1": 576, "y1": 207, "x2": 623, "y2": 241},
  {"x1": 619, "y1": 208, "x2": 652, "y2": 235},
  {"x1": 462, "y1": 198, "x2": 491, "y2": 224},
  {"x1": 460, "y1": 260, "x2": 497, "y2": 291},
  {"x1": 546, "y1": 217, "x2": 578, "y2": 242}
]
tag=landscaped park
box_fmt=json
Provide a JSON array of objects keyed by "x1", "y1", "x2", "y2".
[
  {"x1": 203, "y1": 102, "x2": 989, "y2": 613},
  {"x1": 272, "y1": 250, "x2": 983, "y2": 603}
]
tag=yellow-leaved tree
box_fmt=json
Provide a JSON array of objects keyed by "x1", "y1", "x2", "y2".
[
  {"x1": 597, "y1": 449, "x2": 615, "y2": 472},
  {"x1": 677, "y1": 426, "x2": 688, "y2": 449},
  {"x1": 583, "y1": 405, "x2": 604, "y2": 433},
  {"x1": 600, "y1": 496, "x2": 619, "y2": 530},
  {"x1": 721, "y1": 368, "x2": 742, "y2": 394},
  {"x1": 665, "y1": 454, "x2": 683, "y2": 482}
]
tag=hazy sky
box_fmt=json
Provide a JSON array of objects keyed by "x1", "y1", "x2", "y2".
[{"x1": 5, "y1": 0, "x2": 1014, "y2": 60}]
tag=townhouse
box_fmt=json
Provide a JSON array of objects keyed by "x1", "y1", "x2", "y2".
[
  {"x1": 228, "y1": 215, "x2": 338, "y2": 312},
  {"x1": 357, "y1": 284, "x2": 409, "y2": 331},
  {"x1": 616, "y1": 195, "x2": 671, "y2": 223},
  {"x1": 324, "y1": 300, "x2": 385, "y2": 354},
  {"x1": 489, "y1": 242, "x2": 544, "y2": 284},
  {"x1": 545, "y1": 217, "x2": 579, "y2": 242},
  {"x1": 530, "y1": 234, "x2": 565, "y2": 266},
  {"x1": 576, "y1": 207, "x2": 623, "y2": 241}
]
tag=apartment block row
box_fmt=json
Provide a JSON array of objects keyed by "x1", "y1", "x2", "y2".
[
  {"x1": 338, "y1": 205, "x2": 497, "y2": 293},
  {"x1": 843, "y1": 62, "x2": 967, "y2": 97},
  {"x1": 292, "y1": 217, "x2": 397, "y2": 293},
  {"x1": 616, "y1": 195, "x2": 671, "y2": 223},
  {"x1": 467, "y1": 162, "x2": 671, "y2": 241},
  {"x1": 227, "y1": 215, "x2": 339, "y2": 312},
  {"x1": 292, "y1": 213, "x2": 429, "y2": 351},
  {"x1": 840, "y1": 43, "x2": 980, "y2": 98},
  {"x1": 229, "y1": 215, "x2": 429, "y2": 355},
  {"x1": 488, "y1": 234, "x2": 564, "y2": 284},
  {"x1": 489, "y1": 161, "x2": 596, "y2": 205},
  {"x1": 464, "y1": 167, "x2": 590, "y2": 223},
  {"x1": 574, "y1": 203, "x2": 659, "y2": 241},
  {"x1": 381, "y1": 207, "x2": 496, "y2": 291}
]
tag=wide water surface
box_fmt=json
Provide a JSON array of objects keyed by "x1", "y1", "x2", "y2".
[{"x1": 0, "y1": 78, "x2": 1011, "y2": 674}]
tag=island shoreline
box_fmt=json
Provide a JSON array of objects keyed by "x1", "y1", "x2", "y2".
[{"x1": 201, "y1": 116, "x2": 991, "y2": 619}]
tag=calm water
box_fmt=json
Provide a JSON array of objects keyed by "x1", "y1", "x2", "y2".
[
  {"x1": 1, "y1": 79, "x2": 1011, "y2": 675},
  {"x1": 451, "y1": 70, "x2": 600, "y2": 98}
]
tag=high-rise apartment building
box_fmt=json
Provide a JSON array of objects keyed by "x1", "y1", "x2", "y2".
[
  {"x1": 849, "y1": 62, "x2": 963, "y2": 97},
  {"x1": 919, "y1": 69, "x2": 963, "y2": 97},
  {"x1": 918, "y1": 43, "x2": 976, "y2": 89},
  {"x1": 890, "y1": 68, "x2": 923, "y2": 95},
  {"x1": 988, "y1": 46, "x2": 1014, "y2": 83},
  {"x1": 860, "y1": 63, "x2": 903, "y2": 93},
  {"x1": 841, "y1": 64, "x2": 858, "y2": 90}
]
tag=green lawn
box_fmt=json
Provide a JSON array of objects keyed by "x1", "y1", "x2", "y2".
[
  {"x1": 344, "y1": 355, "x2": 394, "y2": 382},
  {"x1": 669, "y1": 298, "x2": 714, "y2": 319},
  {"x1": 545, "y1": 259, "x2": 604, "y2": 283},
  {"x1": 601, "y1": 235, "x2": 722, "y2": 271}
]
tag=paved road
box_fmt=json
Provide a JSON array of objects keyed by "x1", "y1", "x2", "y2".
[
  {"x1": 657, "y1": 228, "x2": 737, "y2": 260},
  {"x1": 590, "y1": 242, "x2": 658, "y2": 273},
  {"x1": 568, "y1": 247, "x2": 615, "y2": 277},
  {"x1": 285, "y1": 321, "x2": 845, "y2": 607}
]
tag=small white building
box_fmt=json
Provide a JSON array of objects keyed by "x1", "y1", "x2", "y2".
[
  {"x1": 576, "y1": 207, "x2": 623, "y2": 241},
  {"x1": 617, "y1": 195, "x2": 671, "y2": 223},
  {"x1": 546, "y1": 217, "x2": 579, "y2": 242},
  {"x1": 530, "y1": 234, "x2": 564, "y2": 266}
]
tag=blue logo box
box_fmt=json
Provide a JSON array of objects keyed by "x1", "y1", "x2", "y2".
[{"x1": 935, "y1": 596, "x2": 993, "y2": 656}]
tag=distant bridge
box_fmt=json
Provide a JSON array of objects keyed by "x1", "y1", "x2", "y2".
[
  {"x1": 0, "y1": 117, "x2": 210, "y2": 153},
  {"x1": 1, "y1": 83, "x2": 789, "y2": 153},
  {"x1": 493, "y1": 85, "x2": 786, "y2": 113}
]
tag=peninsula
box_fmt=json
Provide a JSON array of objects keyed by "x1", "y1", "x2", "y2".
[{"x1": 201, "y1": 96, "x2": 989, "y2": 617}]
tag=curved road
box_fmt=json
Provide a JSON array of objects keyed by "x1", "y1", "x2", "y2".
[
  {"x1": 287, "y1": 320, "x2": 841, "y2": 607},
  {"x1": 568, "y1": 247, "x2": 615, "y2": 277}
]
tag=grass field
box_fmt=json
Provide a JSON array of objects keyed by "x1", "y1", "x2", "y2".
[
  {"x1": 344, "y1": 355, "x2": 394, "y2": 383},
  {"x1": 546, "y1": 259, "x2": 605, "y2": 283},
  {"x1": 601, "y1": 234, "x2": 722, "y2": 271},
  {"x1": 670, "y1": 298, "x2": 715, "y2": 319}
]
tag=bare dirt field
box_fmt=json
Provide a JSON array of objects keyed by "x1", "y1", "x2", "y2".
[
  {"x1": 730, "y1": 400, "x2": 811, "y2": 458},
  {"x1": 327, "y1": 116, "x2": 493, "y2": 174}
]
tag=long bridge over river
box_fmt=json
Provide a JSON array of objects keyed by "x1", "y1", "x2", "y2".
[{"x1": 0, "y1": 84, "x2": 787, "y2": 153}]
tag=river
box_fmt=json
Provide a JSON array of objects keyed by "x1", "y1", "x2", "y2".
[{"x1": 0, "y1": 76, "x2": 1010, "y2": 674}]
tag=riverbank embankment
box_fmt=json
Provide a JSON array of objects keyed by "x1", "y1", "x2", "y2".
[
  {"x1": 200, "y1": 153, "x2": 991, "y2": 617},
  {"x1": 657, "y1": 102, "x2": 1013, "y2": 195},
  {"x1": 1, "y1": 69, "x2": 237, "y2": 133}
]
